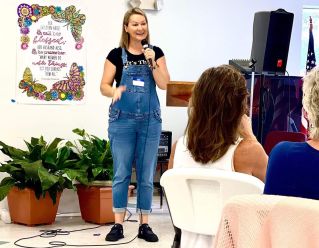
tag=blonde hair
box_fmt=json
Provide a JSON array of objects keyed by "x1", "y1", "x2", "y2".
[
  {"x1": 302, "y1": 66, "x2": 319, "y2": 139},
  {"x1": 119, "y1": 8, "x2": 150, "y2": 49}
]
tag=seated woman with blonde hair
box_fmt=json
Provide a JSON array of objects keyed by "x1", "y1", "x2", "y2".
[
  {"x1": 264, "y1": 66, "x2": 319, "y2": 199},
  {"x1": 168, "y1": 65, "x2": 268, "y2": 248}
]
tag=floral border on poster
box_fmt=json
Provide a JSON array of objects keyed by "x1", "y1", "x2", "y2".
[{"x1": 17, "y1": 3, "x2": 86, "y2": 102}]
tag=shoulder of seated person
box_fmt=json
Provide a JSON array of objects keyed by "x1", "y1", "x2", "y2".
[
  {"x1": 238, "y1": 138, "x2": 260, "y2": 147},
  {"x1": 236, "y1": 139, "x2": 264, "y2": 156}
]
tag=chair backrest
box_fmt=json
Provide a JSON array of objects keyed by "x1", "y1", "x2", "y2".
[
  {"x1": 214, "y1": 194, "x2": 319, "y2": 248},
  {"x1": 264, "y1": 131, "x2": 306, "y2": 155},
  {"x1": 160, "y1": 168, "x2": 264, "y2": 235}
]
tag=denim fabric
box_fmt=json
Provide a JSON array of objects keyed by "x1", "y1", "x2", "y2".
[{"x1": 108, "y1": 48, "x2": 161, "y2": 213}]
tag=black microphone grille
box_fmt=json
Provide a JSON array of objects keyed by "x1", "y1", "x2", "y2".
[{"x1": 141, "y1": 39, "x2": 148, "y2": 46}]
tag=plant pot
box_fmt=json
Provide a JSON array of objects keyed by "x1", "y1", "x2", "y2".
[
  {"x1": 76, "y1": 184, "x2": 135, "y2": 224},
  {"x1": 7, "y1": 187, "x2": 61, "y2": 226},
  {"x1": 88, "y1": 181, "x2": 134, "y2": 196},
  {"x1": 90, "y1": 180, "x2": 112, "y2": 187}
]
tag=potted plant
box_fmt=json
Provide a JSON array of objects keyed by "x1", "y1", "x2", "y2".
[
  {"x1": 68, "y1": 128, "x2": 114, "y2": 185},
  {"x1": 0, "y1": 136, "x2": 79, "y2": 225},
  {"x1": 68, "y1": 128, "x2": 134, "y2": 224}
]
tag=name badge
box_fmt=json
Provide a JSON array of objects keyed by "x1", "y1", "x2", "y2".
[{"x1": 132, "y1": 78, "x2": 144, "y2": 87}]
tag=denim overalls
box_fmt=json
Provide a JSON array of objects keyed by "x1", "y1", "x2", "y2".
[{"x1": 108, "y1": 48, "x2": 162, "y2": 214}]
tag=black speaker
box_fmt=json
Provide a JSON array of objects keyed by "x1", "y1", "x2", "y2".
[{"x1": 250, "y1": 9, "x2": 294, "y2": 75}]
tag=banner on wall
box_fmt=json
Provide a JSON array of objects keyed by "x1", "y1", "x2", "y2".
[{"x1": 16, "y1": 3, "x2": 87, "y2": 104}]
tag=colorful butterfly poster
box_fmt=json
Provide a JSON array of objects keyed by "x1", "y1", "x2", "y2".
[{"x1": 16, "y1": 2, "x2": 87, "y2": 104}]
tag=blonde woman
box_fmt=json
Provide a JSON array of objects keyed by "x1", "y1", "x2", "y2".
[
  {"x1": 264, "y1": 66, "x2": 319, "y2": 199},
  {"x1": 100, "y1": 7, "x2": 170, "y2": 242}
]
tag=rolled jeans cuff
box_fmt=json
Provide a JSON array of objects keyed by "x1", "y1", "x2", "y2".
[
  {"x1": 113, "y1": 207, "x2": 126, "y2": 213},
  {"x1": 137, "y1": 208, "x2": 152, "y2": 214}
]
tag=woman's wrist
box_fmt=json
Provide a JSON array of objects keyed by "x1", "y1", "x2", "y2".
[
  {"x1": 151, "y1": 61, "x2": 159, "y2": 71},
  {"x1": 111, "y1": 88, "x2": 116, "y2": 97}
]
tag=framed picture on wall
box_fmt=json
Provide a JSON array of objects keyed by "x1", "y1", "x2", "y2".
[{"x1": 16, "y1": 3, "x2": 87, "y2": 105}]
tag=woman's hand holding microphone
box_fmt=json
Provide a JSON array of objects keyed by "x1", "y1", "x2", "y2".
[{"x1": 143, "y1": 47, "x2": 156, "y2": 68}]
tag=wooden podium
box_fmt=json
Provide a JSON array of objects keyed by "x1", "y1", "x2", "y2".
[{"x1": 166, "y1": 81, "x2": 195, "y2": 107}]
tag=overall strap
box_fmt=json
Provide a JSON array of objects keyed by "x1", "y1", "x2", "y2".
[{"x1": 121, "y1": 48, "x2": 128, "y2": 64}]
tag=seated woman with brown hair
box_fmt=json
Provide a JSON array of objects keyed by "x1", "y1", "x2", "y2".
[{"x1": 168, "y1": 65, "x2": 268, "y2": 248}]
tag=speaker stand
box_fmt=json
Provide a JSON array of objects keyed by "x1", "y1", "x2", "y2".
[
  {"x1": 257, "y1": 74, "x2": 266, "y2": 143},
  {"x1": 249, "y1": 64, "x2": 256, "y2": 118}
]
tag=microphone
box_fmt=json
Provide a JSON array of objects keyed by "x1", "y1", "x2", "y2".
[{"x1": 141, "y1": 39, "x2": 153, "y2": 67}]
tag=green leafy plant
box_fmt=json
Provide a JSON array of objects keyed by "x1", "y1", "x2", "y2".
[
  {"x1": 0, "y1": 136, "x2": 79, "y2": 204},
  {"x1": 66, "y1": 128, "x2": 113, "y2": 185}
]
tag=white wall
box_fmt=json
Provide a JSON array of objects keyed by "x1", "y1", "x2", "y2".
[
  {"x1": 0, "y1": 0, "x2": 304, "y2": 147},
  {"x1": 0, "y1": 0, "x2": 312, "y2": 212}
]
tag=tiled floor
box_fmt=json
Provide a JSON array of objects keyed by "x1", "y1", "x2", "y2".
[{"x1": 0, "y1": 195, "x2": 175, "y2": 248}]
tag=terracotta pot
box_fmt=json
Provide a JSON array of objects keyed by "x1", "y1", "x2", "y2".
[
  {"x1": 7, "y1": 187, "x2": 61, "y2": 226},
  {"x1": 76, "y1": 184, "x2": 135, "y2": 224}
]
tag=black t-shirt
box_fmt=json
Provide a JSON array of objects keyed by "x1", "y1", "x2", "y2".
[{"x1": 106, "y1": 46, "x2": 164, "y2": 86}]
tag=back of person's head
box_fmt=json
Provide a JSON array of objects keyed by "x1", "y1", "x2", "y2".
[
  {"x1": 120, "y1": 7, "x2": 150, "y2": 49},
  {"x1": 186, "y1": 65, "x2": 248, "y2": 164},
  {"x1": 303, "y1": 66, "x2": 319, "y2": 139}
]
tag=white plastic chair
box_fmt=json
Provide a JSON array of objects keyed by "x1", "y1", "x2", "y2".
[
  {"x1": 160, "y1": 168, "x2": 264, "y2": 236},
  {"x1": 214, "y1": 194, "x2": 319, "y2": 248}
]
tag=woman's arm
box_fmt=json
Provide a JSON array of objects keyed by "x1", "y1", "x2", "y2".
[
  {"x1": 143, "y1": 48, "x2": 170, "y2": 90},
  {"x1": 100, "y1": 59, "x2": 126, "y2": 102},
  {"x1": 152, "y1": 56, "x2": 170, "y2": 90},
  {"x1": 234, "y1": 140, "x2": 268, "y2": 182},
  {"x1": 251, "y1": 144, "x2": 268, "y2": 181},
  {"x1": 234, "y1": 114, "x2": 268, "y2": 182}
]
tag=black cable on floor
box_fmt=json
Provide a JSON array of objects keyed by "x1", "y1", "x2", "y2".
[{"x1": 13, "y1": 209, "x2": 138, "y2": 248}]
